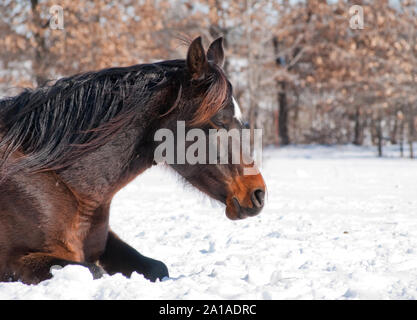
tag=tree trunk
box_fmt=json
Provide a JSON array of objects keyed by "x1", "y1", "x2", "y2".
[
  {"x1": 273, "y1": 36, "x2": 290, "y2": 146},
  {"x1": 246, "y1": 0, "x2": 255, "y2": 155},
  {"x1": 278, "y1": 81, "x2": 290, "y2": 145},
  {"x1": 377, "y1": 115, "x2": 383, "y2": 157},
  {"x1": 31, "y1": 0, "x2": 49, "y2": 86},
  {"x1": 274, "y1": 109, "x2": 279, "y2": 145},
  {"x1": 409, "y1": 140, "x2": 414, "y2": 159},
  {"x1": 408, "y1": 105, "x2": 415, "y2": 159},
  {"x1": 400, "y1": 116, "x2": 404, "y2": 158},
  {"x1": 353, "y1": 107, "x2": 364, "y2": 145},
  {"x1": 249, "y1": 103, "x2": 257, "y2": 155},
  {"x1": 390, "y1": 114, "x2": 398, "y2": 145}
]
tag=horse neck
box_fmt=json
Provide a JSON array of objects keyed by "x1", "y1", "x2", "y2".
[{"x1": 56, "y1": 116, "x2": 155, "y2": 208}]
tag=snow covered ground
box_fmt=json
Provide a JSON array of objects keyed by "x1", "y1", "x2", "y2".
[{"x1": 1, "y1": 145, "x2": 417, "y2": 300}]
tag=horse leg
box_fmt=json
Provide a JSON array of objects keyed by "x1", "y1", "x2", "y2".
[
  {"x1": 12, "y1": 252, "x2": 105, "y2": 285},
  {"x1": 99, "y1": 230, "x2": 168, "y2": 282}
]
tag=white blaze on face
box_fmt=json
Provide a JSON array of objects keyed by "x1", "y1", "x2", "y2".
[{"x1": 232, "y1": 97, "x2": 243, "y2": 123}]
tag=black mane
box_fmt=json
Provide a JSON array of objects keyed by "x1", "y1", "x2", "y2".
[{"x1": 0, "y1": 60, "x2": 185, "y2": 175}]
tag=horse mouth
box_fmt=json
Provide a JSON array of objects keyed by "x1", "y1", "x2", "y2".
[{"x1": 225, "y1": 197, "x2": 262, "y2": 220}]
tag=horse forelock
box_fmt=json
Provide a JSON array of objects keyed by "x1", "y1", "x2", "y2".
[{"x1": 188, "y1": 64, "x2": 230, "y2": 126}]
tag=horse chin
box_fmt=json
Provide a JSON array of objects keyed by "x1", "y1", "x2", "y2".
[
  {"x1": 225, "y1": 207, "x2": 241, "y2": 220},
  {"x1": 225, "y1": 197, "x2": 245, "y2": 220}
]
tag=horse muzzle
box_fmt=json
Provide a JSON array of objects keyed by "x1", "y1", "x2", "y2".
[{"x1": 226, "y1": 188, "x2": 265, "y2": 220}]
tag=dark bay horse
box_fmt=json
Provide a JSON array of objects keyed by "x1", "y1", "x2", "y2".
[{"x1": 0, "y1": 37, "x2": 266, "y2": 285}]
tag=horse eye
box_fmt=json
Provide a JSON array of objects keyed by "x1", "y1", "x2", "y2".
[
  {"x1": 211, "y1": 114, "x2": 227, "y2": 129},
  {"x1": 214, "y1": 120, "x2": 227, "y2": 129}
]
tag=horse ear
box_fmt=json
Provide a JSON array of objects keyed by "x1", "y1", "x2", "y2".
[
  {"x1": 207, "y1": 37, "x2": 224, "y2": 68},
  {"x1": 187, "y1": 36, "x2": 208, "y2": 80}
]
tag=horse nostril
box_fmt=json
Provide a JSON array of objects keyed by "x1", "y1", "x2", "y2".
[{"x1": 251, "y1": 189, "x2": 265, "y2": 208}]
